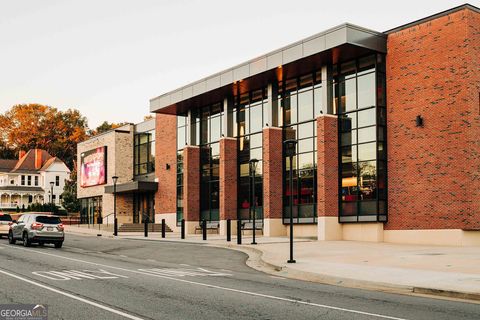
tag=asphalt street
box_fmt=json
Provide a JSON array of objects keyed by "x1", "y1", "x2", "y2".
[{"x1": 0, "y1": 234, "x2": 479, "y2": 320}]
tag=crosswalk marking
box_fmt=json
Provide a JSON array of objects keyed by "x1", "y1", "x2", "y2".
[{"x1": 138, "y1": 267, "x2": 231, "y2": 278}]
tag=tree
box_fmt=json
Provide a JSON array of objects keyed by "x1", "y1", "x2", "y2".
[
  {"x1": 88, "y1": 121, "x2": 128, "y2": 136},
  {"x1": 61, "y1": 168, "x2": 81, "y2": 213},
  {"x1": 0, "y1": 104, "x2": 88, "y2": 168}
]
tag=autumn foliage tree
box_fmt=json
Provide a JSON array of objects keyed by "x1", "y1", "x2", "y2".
[{"x1": 0, "y1": 104, "x2": 88, "y2": 169}]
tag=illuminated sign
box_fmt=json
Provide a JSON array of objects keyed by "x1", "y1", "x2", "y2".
[{"x1": 80, "y1": 147, "x2": 107, "y2": 187}]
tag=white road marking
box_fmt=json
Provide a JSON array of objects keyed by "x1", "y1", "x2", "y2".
[
  {"x1": 0, "y1": 268, "x2": 143, "y2": 320},
  {"x1": 32, "y1": 269, "x2": 129, "y2": 281},
  {"x1": 146, "y1": 259, "x2": 156, "y2": 262},
  {"x1": 138, "y1": 268, "x2": 231, "y2": 277},
  {"x1": 179, "y1": 263, "x2": 190, "y2": 266},
  {"x1": 119, "y1": 255, "x2": 128, "y2": 258},
  {"x1": 0, "y1": 244, "x2": 408, "y2": 320}
]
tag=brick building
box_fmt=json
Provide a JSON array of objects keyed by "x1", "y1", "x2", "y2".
[
  {"x1": 77, "y1": 119, "x2": 157, "y2": 226},
  {"x1": 149, "y1": 4, "x2": 479, "y2": 245}
]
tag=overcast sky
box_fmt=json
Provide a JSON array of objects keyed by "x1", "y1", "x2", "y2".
[{"x1": 0, "y1": 0, "x2": 474, "y2": 128}]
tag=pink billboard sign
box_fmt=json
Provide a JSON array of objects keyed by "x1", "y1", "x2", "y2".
[{"x1": 80, "y1": 147, "x2": 107, "y2": 187}]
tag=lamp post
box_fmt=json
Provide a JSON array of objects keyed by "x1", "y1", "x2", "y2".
[
  {"x1": 49, "y1": 181, "x2": 54, "y2": 212},
  {"x1": 249, "y1": 158, "x2": 259, "y2": 245},
  {"x1": 112, "y1": 176, "x2": 118, "y2": 236},
  {"x1": 284, "y1": 139, "x2": 297, "y2": 263}
]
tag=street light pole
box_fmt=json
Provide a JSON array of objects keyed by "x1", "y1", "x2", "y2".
[
  {"x1": 112, "y1": 176, "x2": 119, "y2": 236},
  {"x1": 49, "y1": 181, "x2": 54, "y2": 212},
  {"x1": 249, "y1": 158, "x2": 259, "y2": 245},
  {"x1": 284, "y1": 139, "x2": 297, "y2": 263}
]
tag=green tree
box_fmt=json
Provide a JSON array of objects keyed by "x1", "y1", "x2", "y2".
[
  {"x1": 61, "y1": 169, "x2": 80, "y2": 213},
  {"x1": 88, "y1": 121, "x2": 128, "y2": 136}
]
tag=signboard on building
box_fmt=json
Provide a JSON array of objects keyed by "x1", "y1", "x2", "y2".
[{"x1": 80, "y1": 147, "x2": 107, "y2": 187}]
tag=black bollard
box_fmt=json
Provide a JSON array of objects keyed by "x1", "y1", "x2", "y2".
[
  {"x1": 237, "y1": 219, "x2": 242, "y2": 245},
  {"x1": 161, "y1": 219, "x2": 166, "y2": 238},
  {"x1": 226, "y1": 219, "x2": 231, "y2": 242},
  {"x1": 181, "y1": 219, "x2": 185, "y2": 239},
  {"x1": 202, "y1": 219, "x2": 207, "y2": 241},
  {"x1": 144, "y1": 216, "x2": 148, "y2": 238}
]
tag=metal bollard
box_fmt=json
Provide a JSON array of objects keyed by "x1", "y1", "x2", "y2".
[
  {"x1": 237, "y1": 219, "x2": 242, "y2": 245},
  {"x1": 161, "y1": 219, "x2": 166, "y2": 238},
  {"x1": 226, "y1": 219, "x2": 231, "y2": 242},
  {"x1": 144, "y1": 217, "x2": 149, "y2": 238},
  {"x1": 181, "y1": 219, "x2": 185, "y2": 239},
  {"x1": 202, "y1": 219, "x2": 207, "y2": 241}
]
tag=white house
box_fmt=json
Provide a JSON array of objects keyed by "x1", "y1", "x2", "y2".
[{"x1": 0, "y1": 149, "x2": 70, "y2": 210}]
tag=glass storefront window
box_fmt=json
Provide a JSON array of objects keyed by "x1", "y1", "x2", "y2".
[{"x1": 337, "y1": 54, "x2": 387, "y2": 222}]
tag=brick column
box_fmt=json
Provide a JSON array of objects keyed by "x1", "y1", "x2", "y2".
[
  {"x1": 155, "y1": 114, "x2": 177, "y2": 229},
  {"x1": 183, "y1": 145, "x2": 200, "y2": 234},
  {"x1": 316, "y1": 115, "x2": 342, "y2": 240},
  {"x1": 219, "y1": 137, "x2": 237, "y2": 235},
  {"x1": 263, "y1": 127, "x2": 286, "y2": 236}
]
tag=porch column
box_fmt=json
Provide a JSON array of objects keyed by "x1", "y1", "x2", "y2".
[
  {"x1": 316, "y1": 115, "x2": 342, "y2": 240},
  {"x1": 219, "y1": 137, "x2": 237, "y2": 235},
  {"x1": 183, "y1": 145, "x2": 200, "y2": 234},
  {"x1": 262, "y1": 127, "x2": 286, "y2": 236}
]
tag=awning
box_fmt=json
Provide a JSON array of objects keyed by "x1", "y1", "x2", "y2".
[{"x1": 104, "y1": 181, "x2": 158, "y2": 194}]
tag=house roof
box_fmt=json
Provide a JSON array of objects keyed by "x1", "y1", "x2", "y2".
[
  {"x1": 12, "y1": 149, "x2": 53, "y2": 173},
  {"x1": 0, "y1": 149, "x2": 68, "y2": 174},
  {"x1": 0, "y1": 159, "x2": 18, "y2": 171}
]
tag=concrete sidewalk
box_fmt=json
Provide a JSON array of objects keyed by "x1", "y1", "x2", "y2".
[{"x1": 65, "y1": 226, "x2": 480, "y2": 301}]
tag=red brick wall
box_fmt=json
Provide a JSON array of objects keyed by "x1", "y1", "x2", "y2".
[
  {"x1": 155, "y1": 113, "x2": 177, "y2": 214},
  {"x1": 220, "y1": 138, "x2": 237, "y2": 220},
  {"x1": 385, "y1": 8, "x2": 480, "y2": 230},
  {"x1": 317, "y1": 116, "x2": 338, "y2": 217},
  {"x1": 183, "y1": 146, "x2": 200, "y2": 221},
  {"x1": 263, "y1": 127, "x2": 283, "y2": 219}
]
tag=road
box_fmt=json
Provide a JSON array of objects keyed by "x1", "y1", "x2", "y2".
[{"x1": 0, "y1": 234, "x2": 478, "y2": 320}]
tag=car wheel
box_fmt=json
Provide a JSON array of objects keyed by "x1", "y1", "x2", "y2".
[
  {"x1": 22, "y1": 233, "x2": 31, "y2": 247},
  {"x1": 54, "y1": 242, "x2": 63, "y2": 249},
  {"x1": 8, "y1": 231, "x2": 15, "y2": 245},
  {"x1": 38, "y1": 242, "x2": 44, "y2": 247}
]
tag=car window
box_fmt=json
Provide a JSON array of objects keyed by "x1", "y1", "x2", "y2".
[
  {"x1": 18, "y1": 215, "x2": 25, "y2": 223},
  {"x1": 0, "y1": 214, "x2": 12, "y2": 222},
  {"x1": 35, "y1": 216, "x2": 61, "y2": 224}
]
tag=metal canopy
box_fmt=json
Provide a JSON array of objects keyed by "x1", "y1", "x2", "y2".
[
  {"x1": 104, "y1": 181, "x2": 158, "y2": 194},
  {"x1": 150, "y1": 23, "x2": 386, "y2": 115}
]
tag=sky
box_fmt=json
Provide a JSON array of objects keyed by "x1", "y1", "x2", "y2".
[{"x1": 0, "y1": 0, "x2": 475, "y2": 128}]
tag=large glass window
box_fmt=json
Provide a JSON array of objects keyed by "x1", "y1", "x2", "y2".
[
  {"x1": 337, "y1": 54, "x2": 387, "y2": 222},
  {"x1": 282, "y1": 71, "x2": 321, "y2": 224},
  {"x1": 176, "y1": 114, "x2": 188, "y2": 224},
  {"x1": 199, "y1": 103, "x2": 222, "y2": 222},
  {"x1": 80, "y1": 196, "x2": 102, "y2": 224},
  {"x1": 134, "y1": 130, "x2": 155, "y2": 176},
  {"x1": 237, "y1": 89, "x2": 266, "y2": 221}
]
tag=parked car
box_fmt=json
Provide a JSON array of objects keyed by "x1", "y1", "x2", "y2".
[
  {"x1": 8, "y1": 213, "x2": 64, "y2": 248},
  {"x1": 0, "y1": 213, "x2": 13, "y2": 238}
]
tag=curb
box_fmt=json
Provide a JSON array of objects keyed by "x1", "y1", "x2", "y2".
[{"x1": 212, "y1": 244, "x2": 480, "y2": 302}]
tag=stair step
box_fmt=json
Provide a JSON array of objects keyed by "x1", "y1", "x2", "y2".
[{"x1": 118, "y1": 223, "x2": 173, "y2": 233}]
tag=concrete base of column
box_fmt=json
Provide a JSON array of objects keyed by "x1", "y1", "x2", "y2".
[
  {"x1": 343, "y1": 223, "x2": 384, "y2": 242},
  {"x1": 264, "y1": 218, "x2": 287, "y2": 237},
  {"x1": 317, "y1": 216, "x2": 342, "y2": 240},
  {"x1": 155, "y1": 212, "x2": 178, "y2": 232},
  {"x1": 219, "y1": 220, "x2": 237, "y2": 236},
  {"x1": 185, "y1": 221, "x2": 200, "y2": 235}
]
